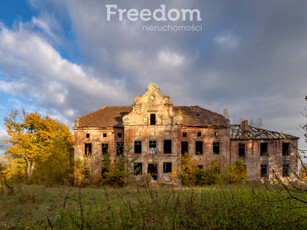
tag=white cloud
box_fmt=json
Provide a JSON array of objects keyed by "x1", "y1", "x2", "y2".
[
  {"x1": 0, "y1": 128, "x2": 10, "y2": 155},
  {"x1": 214, "y1": 33, "x2": 238, "y2": 49},
  {"x1": 32, "y1": 16, "x2": 56, "y2": 39},
  {"x1": 0, "y1": 22, "x2": 131, "y2": 123},
  {"x1": 158, "y1": 51, "x2": 185, "y2": 66},
  {"x1": 0, "y1": 0, "x2": 306, "y2": 152}
]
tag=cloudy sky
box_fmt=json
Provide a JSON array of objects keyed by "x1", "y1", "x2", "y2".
[{"x1": 0, "y1": 0, "x2": 306, "y2": 152}]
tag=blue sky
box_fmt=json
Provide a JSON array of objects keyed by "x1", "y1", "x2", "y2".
[{"x1": 0, "y1": 0, "x2": 307, "y2": 153}]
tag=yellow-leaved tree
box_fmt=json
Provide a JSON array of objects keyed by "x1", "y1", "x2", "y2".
[
  {"x1": 180, "y1": 153, "x2": 199, "y2": 186},
  {"x1": 4, "y1": 109, "x2": 73, "y2": 184}
]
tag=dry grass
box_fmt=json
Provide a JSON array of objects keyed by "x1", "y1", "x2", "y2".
[{"x1": 0, "y1": 184, "x2": 306, "y2": 229}]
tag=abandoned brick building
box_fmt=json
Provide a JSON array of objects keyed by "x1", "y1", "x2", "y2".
[{"x1": 73, "y1": 83, "x2": 298, "y2": 182}]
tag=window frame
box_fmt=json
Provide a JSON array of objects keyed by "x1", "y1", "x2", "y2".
[
  {"x1": 116, "y1": 142, "x2": 124, "y2": 156},
  {"x1": 238, "y1": 143, "x2": 246, "y2": 157},
  {"x1": 213, "y1": 142, "x2": 220, "y2": 154},
  {"x1": 260, "y1": 143, "x2": 268, "y2": 156},
  {"x1": 163, "y1": 162, "x2": 172, "y2": 173},
  {"x1": 195, "y1": 141, "x2": 203, "y2": 155},
  {"x1": 282, "y1": 142, "x2": 290, "y2": 156},
  {"x1": 102, "y1": 143, "x2": 109, "y2": 155},
  {"x1": 282, "y1": 164, "x2": 290, "y2": 177},
  {"x1": 164, "y1": 140, "x2": 172, "y2": 154},
  {"x1": 149, "y1": 140, "x2": 157, "y2": 154},
  {"x1": 260, "y1": 164, "x2": 268, "y2": 178},
  {"x1": 150, "y1": 114, "x2": 156, "y2": 125},
  {"x1": 181, "y1": 141, "x2": 189, "y2": 155},
  {"x1": 134, "y1": 140, "x2": 142, "y2": 154},
  {"x1": 85, "y1": 143, "x2": 92, "y2": 156},
  {"x1": 134, "y1": 163, "x2": 143, "y2": 175}
]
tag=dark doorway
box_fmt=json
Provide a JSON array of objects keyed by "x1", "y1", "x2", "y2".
[
  {"x1": 148, "y1": 164, "x2": 158, "y2": 180},
  {"x1": 261, "y1": 164, "x2": 268, "y2": 178}
]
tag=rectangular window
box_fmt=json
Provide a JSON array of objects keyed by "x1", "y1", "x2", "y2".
[
  {"x1": 150, "y1": 114, "x2": 156, "y2": 125},
  {"x1": 134, "y1": 163, "x2": 142, "y2": 175},
  {"x1": 86, "y1": 133, "x2": 90, "y2": 138},
  {"x1": 102, "y1": 143, "x2": 108, "y2": 155},
  {"x1": 164, "y1": 140, "x2": 172, "y2": 154},
  {"x1": 282, "y1": 164, "x2": 289, "y2": 177},
  {"x1": 183, "y1": 132, "x2": 187, "y2": 137},
  {"x1": 260, "y1": 143, "x2": 268, "y2": 156},
  {"x1": 134, "y1": 141, "x2": 142, "y2": 154},
  {"x1": 149, "y1": 140, "x2": 157, "y2": 154},
  {"x1": 282, "y1": 142, "x2": 290, "y2": 156},
  {"x1": 148, "y1": 164, "x2": 158, "y2": 180},
  {"x1": 239, "y1": 143, "x2": 246, "y2": 157},
  {"x1": 118, "y1": 133, "x2": 122, "y2": 138},
  {"x1": 195, "y1": 141, "x2": 203, "y2": 155},
  {"x1": 181, "y1": 141, "x2": 188, "y2": 155},
  {"x1": 116, "y1": 142, "x2": 123, "y2": 155},
  {"x1": 103, "y1": 133, "x2": 107, "y2": 137},
  {"x1": 261, "y1": 164, "x2": 268, "y2": 178},
  {"x1": 197, "y1": 132, "x2": 201, "y2": 137},
  {"x1": 163, "y1": 162, "x2": 172, "y2": 173},
  {"x1": 213, "y1": 142, "x2": 220, "y2": 154},
  {"x1": 85, "y1": 143, "x2": 92, "y2": 156}
]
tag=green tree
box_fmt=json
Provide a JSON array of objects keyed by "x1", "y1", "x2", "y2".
[{"x1": 101, "y1": 147, "x2": 138, "y2": 187}]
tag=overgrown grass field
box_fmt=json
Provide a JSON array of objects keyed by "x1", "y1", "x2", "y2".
[{"x1": 0, "y1": 184, "x2": 306, "y2": 229}]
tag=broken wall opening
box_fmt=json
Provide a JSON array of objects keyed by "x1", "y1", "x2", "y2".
[
  {"x1": 134, "y1": 163, "x2": 142, "y2": 175},
  {"x1": 239, "y1": 143, "x2": 246, "y2": 157},
  {"x1": 148, "y1": 164, "x2": 158, "y2": 180},
  {"x1": 260, "y1": 164, "x2": 268, "y2": 178},
  {"x1": 260, "y1": 143, "x2": 268, "y2": 156},
  {"x1": 164, "y1": 140, "x2": 172, "y2": 154},
  {"x1": 163, "y1": 162, "x2": 172, "y2": 173},
  {"x1": 195, "y1": 141, "x2": 203, "y2": 155},
  {"x1": 181, "y1": 141, "x2": 188, "y2": 155},
  {"x1": 85, "y1": 143, "x2": 92, "y2": 156},
  {"x1": 149, "y1": 140, "x2": 157, "y2": 154}
]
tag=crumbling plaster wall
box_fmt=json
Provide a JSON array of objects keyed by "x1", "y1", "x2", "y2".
[{"x1": 230, "y1": 139, "x2": 298, "y2": 181}]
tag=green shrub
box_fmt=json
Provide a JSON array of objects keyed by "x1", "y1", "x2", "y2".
[{"x1": 224, "y1": 160, "x2": 247, "y2": 184}]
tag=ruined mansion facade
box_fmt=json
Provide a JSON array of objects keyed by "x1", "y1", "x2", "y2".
[{"x1": 73, "y1": 84, "x2": 298, "y2": 183}]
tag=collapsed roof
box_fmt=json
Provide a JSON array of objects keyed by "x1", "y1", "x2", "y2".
[{"x1": 230, "y1": 124, "x2": 299, "y2": 140}]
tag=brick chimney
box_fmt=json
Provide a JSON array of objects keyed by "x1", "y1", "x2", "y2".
[{"x1": 241, "y1": 120, "x2": 248, "y2": 133}]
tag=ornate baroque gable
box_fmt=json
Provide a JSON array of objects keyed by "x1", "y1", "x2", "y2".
[{"x1": 123, "y1": 84, "x2": 182, "y2": 126}]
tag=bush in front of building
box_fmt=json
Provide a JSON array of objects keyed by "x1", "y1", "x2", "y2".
[
  {"x1": 180, "y1": 154, "x2": 247, "y2": 186},
  {"x1": 224, "y1": 160, "x2": 247, "y2": 184},
  {"x1": 180, "y1": 153, "x2": 199, "y2": 186},
  {"x1": 196, "y1": 162, "x2": 221, "y2": 185}
]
